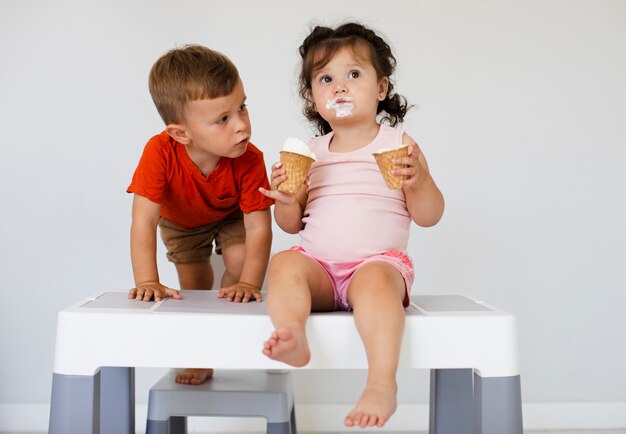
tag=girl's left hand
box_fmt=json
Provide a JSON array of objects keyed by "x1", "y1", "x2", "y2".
[{"x1": 392, "y1": 135, "x2": 428, "y2": 190}]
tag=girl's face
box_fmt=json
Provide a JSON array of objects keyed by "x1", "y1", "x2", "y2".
[{"x1": 309, "y1": 46, "x2": 389, "y2": 127}]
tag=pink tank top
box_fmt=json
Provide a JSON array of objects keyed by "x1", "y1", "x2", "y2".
[{"x1": 299, "y1": 124, "x2": 411, "y2": 261}]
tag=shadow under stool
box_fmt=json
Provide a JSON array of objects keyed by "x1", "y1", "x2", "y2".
[{"x1": 145, "y1": 369, "x2": 296, "y2": 434}]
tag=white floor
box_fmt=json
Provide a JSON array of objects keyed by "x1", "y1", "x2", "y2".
[{"x1": 4, "y1": 431, "x2": 626, "y2": 434}]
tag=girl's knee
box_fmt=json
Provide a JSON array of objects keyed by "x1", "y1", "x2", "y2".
[
  {"x1": 269, "y1": 250, "x2": 302, "y2": 271},
  {"x1": 349, "y1": 263, "x2": 405, "y2": 299}
]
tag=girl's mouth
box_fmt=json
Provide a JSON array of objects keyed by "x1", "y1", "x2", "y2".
[
  {"x1": 331, "y1": 97, "x2": 353, "y2": 105},
  {"x1": 325, "y1": 97, "x2": 354, "y2": 117}
]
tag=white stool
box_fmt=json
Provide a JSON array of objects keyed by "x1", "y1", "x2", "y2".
[{"x1": 145, "y1": 369, "x2": 296, "y2": 434}]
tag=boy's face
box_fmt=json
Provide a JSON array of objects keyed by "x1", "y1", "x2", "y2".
[{"x1": 173, "y1": 79, "x2": 251, "y2": 159}]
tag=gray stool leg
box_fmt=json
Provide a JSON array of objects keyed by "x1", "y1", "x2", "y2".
[
  {"x1": 146, "y1": 419, "x2": 168, "y2": 434},
  {"x1": 49, "y1": 372, "x2": 100, "y2": 434},
  {"x1": 169, "y1": 416, "x2": 187, "y2": 434},
  {"x1": 146, "y1": 415, "x2": 185, "y2": 434},
  {"x1": 473, "y1": 373, "x2": 523, "y2": 434},
  {"x1": 429, "y1": 369, "x2": 473, "y2": 434},
  {"x1": 290, "y1": 406, "x2": 297, "y2": 434},
  {"x1": 100, "y1": 367, "x2": 134, "y2": 434},
  {"x1": 267, "y1": 421, "x2": 292, "y2": 434}
]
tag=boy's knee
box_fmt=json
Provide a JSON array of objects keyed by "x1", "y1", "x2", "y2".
[{"x1": 221, "y1": 243, "x2": 246, "y2": 271}]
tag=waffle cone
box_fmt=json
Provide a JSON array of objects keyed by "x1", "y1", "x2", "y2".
[
  {"x1": 278, "y1": 151, "x2": 315, "y2": 194},
  {"x1": 373, "y1": 145, "x2": 410, "y2": 189}
]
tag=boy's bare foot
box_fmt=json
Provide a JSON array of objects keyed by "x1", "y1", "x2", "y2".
[
  {"x1": 175, "y1": 368, "x2": 214, "y2": 385},
  {"x1": 344, "y1": 381, "x2": 397, "y2": 428},
  {"x1": 262, "y1": 328, "x2": 310, "y2": 367}
]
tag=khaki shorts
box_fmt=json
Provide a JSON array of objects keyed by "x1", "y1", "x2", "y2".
[{"x1": 159, "y1": 210, "x2": 245, "y2": 264}]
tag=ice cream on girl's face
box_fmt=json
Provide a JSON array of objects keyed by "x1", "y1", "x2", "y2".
[{"x1": 325, "y1": 97, "x2": 354, "y2": 118}]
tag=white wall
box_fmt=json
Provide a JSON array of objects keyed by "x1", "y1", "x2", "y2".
[{"x1": 1, "y1": 0, "x2": 625, "y2": 431}]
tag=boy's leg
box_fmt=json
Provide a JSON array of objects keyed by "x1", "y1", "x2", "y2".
[
  {"x1": 263, "y1": 250, "x2": 335, "y2": 367},
  {"x1": 214, "y1": 209, "x2": 246, "y2": 288},
  {"x1": 220, "y1": 243, "x2": 245, "y2": 287},
  {"x1": 174, "y1": 258, "x2": 214, "y2": 290},
  {"x1": 159, "y1": 217, "x2": 220, "y2": 385},
  {"x1": 345, "y1": 261, "x2": 406, "y2": 428},
  {"x1": 173, "y1": 259, "x2": 215, "y2": 385}
]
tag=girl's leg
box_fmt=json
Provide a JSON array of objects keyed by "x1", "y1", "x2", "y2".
[
  {"x1": 344, "y1": 261, "x2": 406, "y2": 428},
  {"x1": 263, "y1": 250, "x2": 335, "y2": 366},
  {"x1": 173, "y1": 258, "x2": 215, "y2": 384}
]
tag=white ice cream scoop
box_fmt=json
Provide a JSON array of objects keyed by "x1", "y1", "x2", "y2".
[{"x1": 281, "y1": 137, "x2": 316, "y2": 160}]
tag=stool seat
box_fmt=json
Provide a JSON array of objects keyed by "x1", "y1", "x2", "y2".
[{"x1": 146, "y1": 369, "x2": 296, "y2": 434}]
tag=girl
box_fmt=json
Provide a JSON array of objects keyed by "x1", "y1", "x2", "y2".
[{"x1": 260, "y1": 22, "x2": 444, "y2": 428}]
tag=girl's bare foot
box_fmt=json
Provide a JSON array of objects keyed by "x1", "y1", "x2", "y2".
[
  {"x1": 344, "y1": 381, "x2": 397, "y2": 428},
  {"x1": 262, "y1": 328, "x2": 310, "y2": 367},
  {"x1": 175, "y1": 368, "x2": 214, "y2": 385}
]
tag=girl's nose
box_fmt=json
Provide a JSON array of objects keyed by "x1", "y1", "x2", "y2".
[{"x1": 333, "y1": 81, "x2": 348, "y2": 93}]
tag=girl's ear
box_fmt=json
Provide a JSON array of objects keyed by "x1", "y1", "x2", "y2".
[
  {"x1": 378, "y1": 77, "x2": 390, "y2": 101},
  {"x1": 306, "y1": 92, "x2": 318, "y2": 113},
  {"x1": 166, "y1": 124, "x2": 191, "y2": 145}
]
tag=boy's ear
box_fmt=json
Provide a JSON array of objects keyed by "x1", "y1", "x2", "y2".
[
  {"x1": 165, "y1": 124, "x2": 191, "y2": 145},
  {"x1": 378, "y1": 77, "x2": 390, "y2": 101}
]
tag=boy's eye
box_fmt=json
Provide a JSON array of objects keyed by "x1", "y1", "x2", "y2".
[
  {"x1": 217, "y1": 116, "x2": 228, "y2": 124},
  {"x1": 348, "y1": 70, "x2": 360, "y2": 79},
  {"x1": 239, "y1": 103, "x2": 247, "y2": 112}
]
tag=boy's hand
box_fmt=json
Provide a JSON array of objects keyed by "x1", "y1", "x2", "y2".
[
  {"x1": 128, "y1": 281, "x2": 182, "y2": 302},
  {"x1": 258, "y1": 162, "x2": 299, "y2": 205},
  {"x1": 218, "y1": 282, "x2": 262, "y2": 303}
]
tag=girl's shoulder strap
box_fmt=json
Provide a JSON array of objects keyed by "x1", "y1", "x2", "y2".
[
  {"x1": 380, "y1": 124, "x2": 405, "y2": 144},
  {"x1": 371, "y1": 124, "x2": 405, "y2": 151},
  {"x1": 308, "y1": 131, "x2": 334, "y2": 156}
]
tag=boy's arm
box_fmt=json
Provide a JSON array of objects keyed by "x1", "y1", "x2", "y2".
[
  {"x1": 218, "y1": 208, "x2": 272, "y2": 302},
  {"x1": 396, "y1": 134, "x2": 445, "y2": 227},
  {"x1": 129, "y1": 194, "x2": 181, "y2": 301}
]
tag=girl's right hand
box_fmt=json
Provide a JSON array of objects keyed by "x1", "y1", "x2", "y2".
[
  {"x1": 128, "y1": 281, "x2": 181, "y2": 302},
  {"x1": 258, "y1": 162, "x2": 299, "y2": 205}
]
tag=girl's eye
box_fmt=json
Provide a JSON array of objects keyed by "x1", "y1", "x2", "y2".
[
  {"x1": 320, "y1": 75, "x2": 332, "y2": 84},
  {"x1": 349, "y1": 70, "x2": 360, "y2": 79}
]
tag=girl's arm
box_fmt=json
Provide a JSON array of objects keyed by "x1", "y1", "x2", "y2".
[
  {"x1": 259, "y1": 162, "x2": 308, "y2": 234},
  {"x1": 396, "y1": 134, "x2": 445, "y2": 227}
]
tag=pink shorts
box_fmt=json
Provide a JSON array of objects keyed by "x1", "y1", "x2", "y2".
[{"x1": 291, "y1": 247, "x2": 415, "y2": 311}]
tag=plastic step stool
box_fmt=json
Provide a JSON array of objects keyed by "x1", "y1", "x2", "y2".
[{"x1": 146, "y1": 369, "x2": 296, "y2": 434}]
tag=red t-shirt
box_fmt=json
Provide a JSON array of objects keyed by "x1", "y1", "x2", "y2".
[{"x1": 127, "y1": 131, "x2": 273, "y2": 229}]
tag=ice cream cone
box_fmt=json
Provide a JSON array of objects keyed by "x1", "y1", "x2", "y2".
[
  {"x1": 373, "y1": 145, "x2": 410, "y2": 189},
  {"x1": 278, "y1": 151, "x2": 315, "y2": 194}
]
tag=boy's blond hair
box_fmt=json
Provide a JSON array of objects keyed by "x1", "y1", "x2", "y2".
[{"x1": 149, "y1": 45, "x2": 239, "y2": 125}]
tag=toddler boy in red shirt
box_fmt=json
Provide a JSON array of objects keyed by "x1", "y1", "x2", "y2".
[{"x1": 127, "y1": 45, "x2": 273, "y2": 384}]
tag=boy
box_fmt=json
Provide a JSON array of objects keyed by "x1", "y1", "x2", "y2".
[{"x1": 127, "y1": 45, "x2": 273, "y2": 384}]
